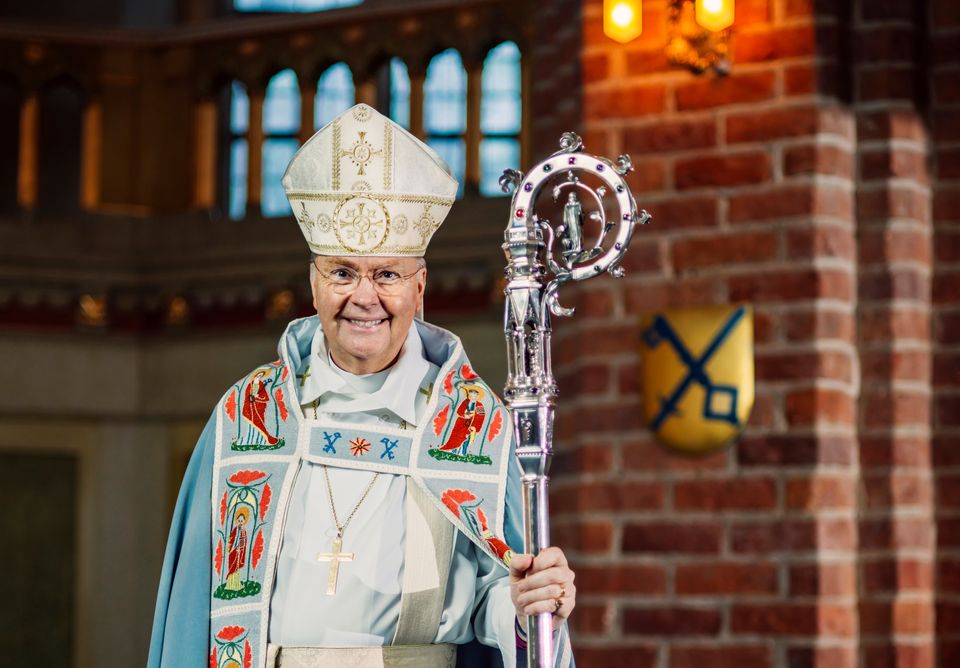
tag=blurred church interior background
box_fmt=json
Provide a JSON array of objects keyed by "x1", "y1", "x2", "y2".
[{"x1": 2, "y1": 0, "x2": 958, "y2": 666}]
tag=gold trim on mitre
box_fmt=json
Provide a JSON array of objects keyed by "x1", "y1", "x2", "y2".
[{"x1": 282, "y1": 103, "x2": 459, "y2": 257}]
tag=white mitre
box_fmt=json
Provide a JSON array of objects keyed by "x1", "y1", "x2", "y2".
[{"x1": 282, "y1": 103, "x2": 459, "y2": 257}]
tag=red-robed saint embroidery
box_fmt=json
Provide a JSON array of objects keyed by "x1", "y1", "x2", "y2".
[
  {"x1": 225, "y1": 509, "x2": 249, "y2": 592},
  {"x1": 439, "y1": 385, "x2": 486, "y2": 455},
  {"x1": 241, "y1": 370, "x2": 280, "y2": 446}
]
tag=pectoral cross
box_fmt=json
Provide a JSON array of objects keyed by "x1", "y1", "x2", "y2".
[{"x1": 316, "y1": 532, "x2": 354, "y2": 595}]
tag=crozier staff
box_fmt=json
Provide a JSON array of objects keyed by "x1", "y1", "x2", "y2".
[{"x1": 148, "y1": 103, "x2": 576, "y2": 668}]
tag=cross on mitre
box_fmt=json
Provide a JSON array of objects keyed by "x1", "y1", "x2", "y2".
[{"x1": 341, "y1": 131, "x2": 382, "y2": 176}]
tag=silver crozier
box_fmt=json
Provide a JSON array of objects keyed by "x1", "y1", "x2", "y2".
[{"x1": 500, "y1": 132, "x2": 650, "y2": 667}]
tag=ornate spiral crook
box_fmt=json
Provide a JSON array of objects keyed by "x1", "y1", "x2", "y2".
[{"x1": 501, "y1": 132, "x2": 651, "y2": 318}]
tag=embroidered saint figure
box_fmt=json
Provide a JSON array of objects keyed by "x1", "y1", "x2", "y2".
[
  {"x1": 225, "y1": 507, "x2": 250, "y2": 592},
  {"x1": 214, "y1": 471, "x2": 269, "y2": 600},
  {"x1": 439, "y1": 384, "x2": 486, "y2": 455},
  {"x1": 241, "y1": 369, "x2": 280, "y2": 447}
]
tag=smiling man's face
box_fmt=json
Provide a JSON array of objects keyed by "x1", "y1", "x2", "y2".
[{"x1": 310, "y1": 255, "x2": 426, "y2": 374}]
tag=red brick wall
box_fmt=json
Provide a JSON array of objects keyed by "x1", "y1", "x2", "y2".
[
  {"x1": 528, "y1": 0, "x2": 950, "y2": 665},
  {"x1": 933, "y1": 0, "x2": 960, "y2": 664},
  {"x1": 854, "y1": 2, "x2": 936, "y2": 666}
]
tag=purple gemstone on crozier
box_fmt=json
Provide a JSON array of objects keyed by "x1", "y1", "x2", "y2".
[
  {"x1": 622, "y1": 213, "x2": 630, "y2": 220},
  {"x1": 596, "y1": 164, "x2": 605, "y2": 172},
  {"x1": 524, "y1": 183, "x2": 533, "y2": 192},
  {"x1": 568, "y1": 157, "x2": 576, "y2": 164}
]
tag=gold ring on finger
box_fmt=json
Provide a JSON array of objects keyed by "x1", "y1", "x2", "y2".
[{"x1": 554, "y1": 597, "x2": 563, "y2": 613}]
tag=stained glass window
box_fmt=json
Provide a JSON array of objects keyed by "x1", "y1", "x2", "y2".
[
  {"x1": 228, "y1": 81, "x2": 249, "y2": 220},
  {"x1": 480, "y1": 41, "x2": 521, "y2": 197},
  {"x1": 262, "y1": 69, "x2": 300, "y2": 217},
  {"x1": 424, "y1": 49, "x2": 467, "y2": 198},
  {"x1": 234, "y1": 0, "x2": 362, "y2": 11},
  {"x1": 315, "y1": 62, "x2": 355, "y2": 129},
  {"x1": 389, "y1": 58, "x2": 410, "y2": 129}
]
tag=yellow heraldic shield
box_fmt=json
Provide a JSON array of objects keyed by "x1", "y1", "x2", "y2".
[{"x1": 640, "y1": 304, "x2": 754, "y2": 453}]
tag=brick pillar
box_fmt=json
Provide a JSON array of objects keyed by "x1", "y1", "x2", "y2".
[
  {"x1": 932, "y1": 0, "x2": 960, "y2": 663},
  {"x1": 853, "y1": 1, "x2": 936, "y2": 666},
  {"x1": 542, "y1": 1, "x2": 865, "y2": 665}
]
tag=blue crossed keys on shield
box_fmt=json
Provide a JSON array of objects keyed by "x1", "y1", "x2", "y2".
[{"x1": 642, "y1": 305, "x2": 747, "y2": 432}]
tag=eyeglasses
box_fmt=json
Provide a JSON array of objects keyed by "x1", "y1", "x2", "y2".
[{"x1": 312, "y1": 260, "x2": 422, "y2": 296}]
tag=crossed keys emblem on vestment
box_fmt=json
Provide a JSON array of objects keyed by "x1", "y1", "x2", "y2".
[{"x1": 499, "y1": 132, "x2": 651, "y2": 667}]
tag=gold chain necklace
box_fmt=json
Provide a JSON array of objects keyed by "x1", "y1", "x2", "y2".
[{"x1": 315, "y1": 465, "x2": 380, "y2": 595}]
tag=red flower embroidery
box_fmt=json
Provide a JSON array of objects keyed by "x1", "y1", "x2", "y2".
[
  {"x1": 274, "y1": 388, "x2": 289, "y2": 421},
  {"x1": 260, "y1": 484, "x2": 272, "y2": 521},
  {"x1": 225, "y1": 390, "x2": 237, "y2": 422},
  {"x1": 441, "y1": 488, "x2": 477, "y2": 517},
  {"x1": 251, "y1": 529, "x2": 265, "y2": 569},
  {"x1": 486, "y1": 535, "x2": 512, "y2": 560},
  {"x1": 443, "y1": 370, "x2": 455, "y2": 394},
  {"x1": 477, "y1": 507, "x2": 489, "y2": 530},
  {"x1": 281, "y1": 366, "x2": 289, "y2": 381},
  {"x1": 432, "y1": 404, "x2": 450, "y2": 437},
  {"x1": 244, "y1": 640, "x2": 253, "y2": 668},
  {"x1": 209, "y1": 648, "x2": 216, "y2": 668},
  {"x1": 214, "y1": 539, "x2": 223, "y2": 577},
  {"x1": 487, "y1": 409, "x2": 503, "y2": 442},
  {"x1": 460, "y1": 363, "x2": 479, "y2": 380},
  {"x1": 216, "y1": 625, "x2": 246, "y2": 641},
  {"x1": 219, "y1": 491, "x2": 227, "y2": 525},
  {"x1": 229, "y1": 470, "x2": 266, "y2": 485},
  {"x1": 350, "y1": 437, "x2": 371, "y2": 456}
]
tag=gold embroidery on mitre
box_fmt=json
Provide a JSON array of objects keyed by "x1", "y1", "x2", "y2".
[
  {"x1": 333, "y1": 196, "x2": 391, "y2": 253},
  {"x1": 332, "y1": 120, "x2": 342, "y2": 191},
  {"x1": 287, "y1": 192, "x2": 455, "y2": 207},
  {"x1": 383, "y1": 123, "x2": 393, "y2": 192},
  {"x1": 352, "y1": 105, "x2": 372, "y2": 122},
  {"x1": 340, "y1": 131, "x2": 383, "y2": 177},
  {"x1": 414, "y1": 205, "x2": 438, "y2": 244}
]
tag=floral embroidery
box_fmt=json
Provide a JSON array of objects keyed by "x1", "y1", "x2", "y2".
[
  {"x1": 212, "y1": 625, "x2": 252, "y2": 668},
  {"x1": 350, "y1": 437, "x2": 371, "y2": 456},
  {"x1": 441, "y1": 488, "x2": 513, "y2": 563}
]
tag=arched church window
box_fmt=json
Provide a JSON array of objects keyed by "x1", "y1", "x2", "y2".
[
  {"x1": 315, "y1": 62, "x2": 355, "y2": 129},
  {"x1": 227, "y1": 80, "x2": 249, "y2": 220},
  {"x1": 37, "y1": 78, "x2": 83, "y2": 216},
  {"x1": 234, "y1": 0, "x2": 362, "y2": 12},
  {"x1": 262, "y1": 68, "x2": 300, "y2": 217},
  {"x1": 424, "y1": 48, "x2": 466, "y2": 198},
  {"x1": 480, "y1": 41, "x2": 521, "y2": 197},
  {"x1": 389, "y1": 58, "x2": 410, "y2": 129},
  {"x1": 0, "y1": 76, "x2": 20, "y2": 215}
]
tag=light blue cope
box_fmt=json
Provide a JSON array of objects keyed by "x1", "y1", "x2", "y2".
[{"x1": 148, "y1": 315, "x2": 574, "y2": 667}]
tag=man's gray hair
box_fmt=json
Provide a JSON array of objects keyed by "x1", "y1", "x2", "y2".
[{"x1": 309, "y1": 253, "x2": 426, "y2": 270}]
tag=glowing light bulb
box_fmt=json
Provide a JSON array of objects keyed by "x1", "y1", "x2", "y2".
[
  {"x1": 603, "y1": 0, "x2": 642, "y2": 43},
  {"x1": 611, "y1": 2, "x2": 634, "y2": 27},
  {"x1": 696, "y1": 0, "x2": 734, "y2": 32}
]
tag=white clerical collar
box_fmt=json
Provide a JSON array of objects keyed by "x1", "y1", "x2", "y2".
[{"x1": 299, "y1": 323, "x2": 429, "y2": 426}]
